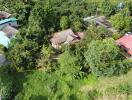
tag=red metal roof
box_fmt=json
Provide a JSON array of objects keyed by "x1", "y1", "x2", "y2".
[{"x1": 116, "y1": 34, "x2": 132, "y2": 55}]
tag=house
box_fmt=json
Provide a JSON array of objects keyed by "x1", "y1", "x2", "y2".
[
  {"x1": 50, "y1": 29, "x2": 84, "y2": 49},
  {"x1": 0, "y1": 11, "x2": 11, "y2": 19},
  {"x1": 0, "y1": 18, "x2": 18, "y2": 29},
  {"x1": 1, "y1": 25, "x2": 18, "y2": 38},
  {"x1": 83, "y1": 16, "x2": 117, "y2": 33},
  {"x1": 116, "y1": 33, "x2": 132, "y2": 56},
  {"x1": 0, "y1": 31, "x2": 10, "y2": 48}
]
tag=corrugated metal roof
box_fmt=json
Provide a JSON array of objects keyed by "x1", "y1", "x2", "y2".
[
  {"x1": 0, "y1": 31, "x2": 10, "y2": 47},
  {"x1": 0, "y1": 18, "x2": 17, "y2": 25}
]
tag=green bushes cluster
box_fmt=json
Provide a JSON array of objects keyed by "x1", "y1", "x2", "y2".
[{"x1": 0, "y1": 0, "x2": 132, "y2": 99}]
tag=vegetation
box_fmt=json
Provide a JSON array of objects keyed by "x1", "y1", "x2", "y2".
[
  {"x1": 84, "y1": 38, "x2": 129, "y2": 76},
  {"x1": 110, "y1": 8, "x2": 132, "y2": 33},
  {"x1": 0, "y1": 0, "x2": 132, "y2": 100}
]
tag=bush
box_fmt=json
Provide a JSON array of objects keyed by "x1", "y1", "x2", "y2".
[
  {"x1": 0, "y1": 68, "x2": 13, "y2": 100},
  {"x1": 110, "y1": 8, "x2": 132, "y2": 33},
  {"x1": 58, "y1": 51, "x2": 80, "y2": 77},
  {"x1": 86, "y1": 25, "x2": 112, "y2": 41},
  {"x1": 15, "y1": 71, "x2": 83, "y2": 100},
  {"x1": 100, "y1": 0, "x2": 115, "y2": 16},
  {"x1": 37, "y1": 45, "x2": 57, "y2": 71},
  {"x1": 106, "y1": 83, "x2": 132, "y2": 96},
  {"x1": 84, "y1": 38, "x2": 130, "y2": 76},
  {"x1": 6, "y1": 39, "x2": 40, "y2": 71},
  {"x1": 112, "y1": 33, "x2": 122, "y2": 40},
  {"x1": 72, "y1": 20, "x2": 83, "y2": 31},
  {"x1": 117, "y1": 83, "x2": 132, "y2": 94},
  {"x1": 60, "y1": 16, "x2": 70, "y2": 29}
]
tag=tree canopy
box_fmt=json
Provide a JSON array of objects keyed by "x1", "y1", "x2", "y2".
[{"x1": 0, "y1": 0, "x2": 132, "y2": 99}]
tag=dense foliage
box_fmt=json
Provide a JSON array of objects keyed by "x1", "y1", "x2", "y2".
[
  {"x1": 110, "y1": 8, "x2": 132, "y2": 33},
  {"x1": 0, "y1": 0, "x2": 132, "y2": 100}
]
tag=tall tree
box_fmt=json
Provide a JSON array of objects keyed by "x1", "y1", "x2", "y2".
[
  {"x1": 6, "y1": 39, "x2": 40, "y2": 71},
  {"x1": 84, "y1": 38, "x2": 128, "y2": 76},
  {"x1": 58, "y1": 51, "x2": 80, "y2": 77}
]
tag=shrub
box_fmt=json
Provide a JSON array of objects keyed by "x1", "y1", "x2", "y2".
[
  {"x1": 60, "y1": 16, "x2": 70, "y2": 29},
  {"x1": 84, "y1": 38, "x2": 130, "y2": 76},
  {"x1": 58, "y1": 51, "x2": 80, "y2": 77},
  {"x1": 117, "y1": 83, "x2": 132, "y2": 94},
  {"x1": 110, "y1": 8, "x2": 132, "y2": 33}
]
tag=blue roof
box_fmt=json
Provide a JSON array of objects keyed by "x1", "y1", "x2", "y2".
[
  {"x1": 0, "y1": 18, "x2": 17, "y2": 25},
  {"x1": 0, "y1": 31, "x2": 10, "y2": 48}
]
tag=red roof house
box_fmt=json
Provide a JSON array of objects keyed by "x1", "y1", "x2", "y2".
[{"x1": 116, "y1": 34, "x2": 132, "y2": 56}]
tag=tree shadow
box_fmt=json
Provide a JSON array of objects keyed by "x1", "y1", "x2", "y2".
[{"x1": 29, "y1": 95, "x2": 48, "y2": 100}]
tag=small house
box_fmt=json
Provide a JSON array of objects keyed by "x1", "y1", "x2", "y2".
[
  {"x1": 0, "y1": 31, "x2": 10, "y2": 48},
  {"x1": 83, "y1": 16, "x2": 117, "y2": 33},
  {"x1": 50, "y1": 29, "x2": 84, "y2": 49},
  {"x1": 0, "y1": 11, "x2": 11, "y2": 19},
  {"x1": 1, "y1": 25, "x2": 18, "y2": 38},
  {"x1": 0, "y1": 18, "x2": 18, "y2": 29},
  {"x1": 116, "y1": 33, "x2": 132, "y2": 56}
]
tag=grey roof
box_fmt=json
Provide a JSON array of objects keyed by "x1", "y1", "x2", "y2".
[
  {"x1": 95, "y1": 16, "x2": 112, "y2": 28},
  {"x1": 1, "y1": 25, "x2": 18, "y2": 38},
  {"x1": 84, "y1": 16, "x2": 111, "y2": 27},
  {"x1": 84, "y1": 16, "x2": 117, "y2": 33}
]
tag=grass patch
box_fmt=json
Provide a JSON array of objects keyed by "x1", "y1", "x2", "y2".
[
  {"x1": 82, "y1": 74, "x2": 98, "y2": 86},
  {"x1": 80, "y1": 69, "x2": 132, "y2": 100}
]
